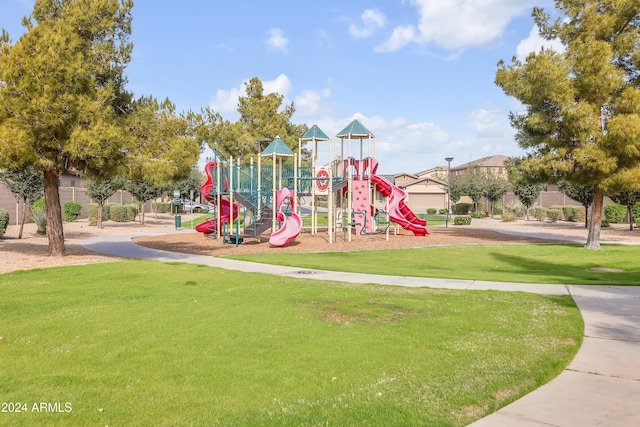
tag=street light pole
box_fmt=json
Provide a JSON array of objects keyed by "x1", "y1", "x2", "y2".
[
  {"x1": 256, "y1": 137, "x2": 271, "y2": 157},
  {"x1": 445, "y1": 157, "x2": 454, "y2": 228}
]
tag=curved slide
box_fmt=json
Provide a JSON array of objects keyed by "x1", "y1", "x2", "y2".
[
  {"x1": 370, "y1": 175, "x2": 429, "y2": 236},
  {"x1": 196, "y1": 161, "x2": 240, "y2": 236},
  {"x1": 269, "y1": 188, "x2": 302, "y2": 247},
  {"x1": 195, "y1": 199, "x2": 238, "y2": 235}
]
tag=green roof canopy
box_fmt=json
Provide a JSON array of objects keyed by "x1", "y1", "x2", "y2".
[
  {"x1": 260, "y1": 136, "x2": 294, "y2": 157},
  {"x1": 337, "y1": 119, "x2": 374, "y2": 138},
  {"x1": 301, "y1": 125, "x2": 330, "y2": 141}
]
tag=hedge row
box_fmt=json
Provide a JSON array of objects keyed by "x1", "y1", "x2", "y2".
[
  {"x1": 426, "y1": 208, "x2": 452, "y2": 215},
  {"x1": 152, "y1": 202, "x2": 174, "y2": 214},
  {"x1": 63, "y1": 201, "x2": 82, "y2": 222},
  {"x1": 88, "y1": 203, "x2": 138, "y2": 226},
  {"x1": 453, "y1": 216, "x2": 472, "y2": 225},
  {"x1": 604, "y1": 203, "x2": 626, "y2": 224}
]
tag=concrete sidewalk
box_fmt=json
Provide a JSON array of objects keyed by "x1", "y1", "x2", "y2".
[{"x1": 83, "y1": 234, "x2": 640, "y2": 427}]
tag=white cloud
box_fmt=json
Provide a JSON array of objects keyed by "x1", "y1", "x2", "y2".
[
  {"x1": 295, "y1": 85, "x2": 332, "y2": 116},
  {"x1": 376, "y1": 0, "x2": 534, "y2": 52},
  {"x1": 349, "y1": 8, "x2": 387, "y2": 39},
  {"x1": 464, "y1": 108, "x2": 523, "y2": 158},
  {"x1": 209, "y1": 85, "x2": 244, "y2": 114},
  {"x1": 516, "y1": 24, "x2": 565, "y2": 61},
  {"x1": 263, "y1": 74, "x2": 293, "y2": 98},
  {"x1": 266, "y1": 28, "x2": 289, "y2": 53},
  {"x1": 209, "y1": 74, "x2": 293, "y2": 115},
  {"x1": 469, "y1": 109, "x2": 511, "y2": 139},
  {"x1": 315, "y1": 29, "x2": 331, "y2": 48}
]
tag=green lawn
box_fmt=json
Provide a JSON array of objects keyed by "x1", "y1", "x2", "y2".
[
  {"x1": 0, "y1": 261, "x2": 582, "y2": 426},
  {"x1": 227, "y1": 243, "x2": 640, "y2": 286}
]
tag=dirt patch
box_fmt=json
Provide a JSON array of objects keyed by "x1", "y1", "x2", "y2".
[
  {"x1": 132, "y1": 226, "x2": 568, "y2": 257},
  {"x1": 587, "y1": 267, "x2": 625, "y2": 273}
]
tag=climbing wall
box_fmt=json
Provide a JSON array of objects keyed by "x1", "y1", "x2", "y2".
[{"x1": 352, "y1": 179, "x2": 374, "y2": 235}]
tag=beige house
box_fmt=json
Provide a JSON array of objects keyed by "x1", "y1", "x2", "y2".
[
  {"x1": 397, "y1": 176, "x2": 448, "y2": 212},
  {"x1": 451, "y1": 155, "x2": 510, "y2": 179},
  {"x1": 395, "y1": 154, "x2": 593, "y2": 213}
]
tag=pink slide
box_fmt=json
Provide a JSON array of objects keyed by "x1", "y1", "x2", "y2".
[
  {"x1": 370, "y1": 175, "x2": 429, "y2": 236},
  {"x1": 196, "y1": 161, "x2": 238, "y2": 236},
  {"x1": 269, "y1": 188, "x2": 303, "y2": 247},
  {"x1": 195, "y1": 199, "x2": 238, "y2": 235}
]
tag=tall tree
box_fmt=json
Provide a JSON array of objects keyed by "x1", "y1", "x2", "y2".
[
  {"x1": 174, "y1": 167, "x2": 206, "y2": 202},
  {"x1": 0, "y1": 166, "x2": 44, "y2": 238},
  {"x1": 203, "y1": 77, "x2": 308, "y2": 160},
  {"x1": 126, "y1": 96, "x2": 200, "y2": 186},
  {"x1": 0, "y1": 0, "x2": 133, "y2": 256},
  {"x1": 495, "y1": 0, "x2": 640, "y2": 249}
]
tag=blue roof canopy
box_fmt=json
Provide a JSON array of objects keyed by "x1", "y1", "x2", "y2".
[
  {"x1": 260, "y1": 136, "x2": 294, "y2": 157},
  {"x1": 301, "y1": 125, "x2": 330, "y2": 141},
  {"x1": 337, "y1": 119, "x2": 374, "y2": 138}
]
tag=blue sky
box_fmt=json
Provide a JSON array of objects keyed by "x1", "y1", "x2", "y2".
[{"x1": 2, "y1": 0, "x2": 563, "y2": 175}]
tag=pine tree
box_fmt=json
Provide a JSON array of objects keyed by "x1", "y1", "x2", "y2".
[{"x1": 496, "y1": 0, "x2": 640, "y2": 249}]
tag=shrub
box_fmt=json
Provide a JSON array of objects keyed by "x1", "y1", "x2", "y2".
[
  {"x1": 152, "y1": 202, "x2": 172, "y2": 214},
  {"x1": 549, "y1": 206, "x2": 565, "y2": 220},
  {"x1": 103, "y1": 203, "x2": 117, "y2": 221},
  {"x1": 502, "y1": 212, "x2": 516, "y2": 222},
  {"x1": 547, "y1": 209, "x2": 562, "y2": 223},
  {"x1": 492, "y1": 202, "x2": 503, "y2": 215},
  {"x1": 88, "y1": 204, "x2": 98, "y2": 226},
  {"x1": 604, "y1": 203, "x2": 626, "y2": 224},
  {"x1": 562, "y1": 205, "x2": 586, "y2": 223},
  {"x1": 534, "y1": 207, "x2": 548, "y2": 222},
  {"x1": 32, "y1": 197, "x2": 45, "y2": 210},
  {"x1": 30, "y1": 206, "x2": 47, "y2": 234},
  {"x1": 475, "y1": 202, "x2": 485, "y2": 213},
  {"x1": 504, "y1": 200, "x2": 526, "y2": 217},
  {"x1": 63, "y1": 201, "x2": 82, "y2": 222},
  {"x1": 453, "y1": 203, "x2": 472, "y2": 215},
  {"x1": 470, "y1": 210, "x2": 487, "y2": 219},
  {"x1": 601, "y1": 219, "x2": 610, "y2": 227},
  {"x1": 438, "y1": 208, "x2": 448, "y2": 215},
  {"x1": 0, "y1": 208, "x2": 9, "y2": 238},
  {"x1": 453, "y1": 216, "x2": 472, "y2": 225},
  {"x1": 109, "y1": 204, "x2": 128, "y2": 222},
  {"x1": 426, "y1": 208, "x2": 437, "y2": 215},
  {"x1": 126, "y1": 204, "x2": 138, "y2": 221},
  {"x1": 572, "y1": 206, "x2": 586, "y2": 223}
]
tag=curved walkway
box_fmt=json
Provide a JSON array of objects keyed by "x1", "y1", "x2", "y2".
[{"x1": 82, "y1": 233, "x2": 640, "y2": 427}]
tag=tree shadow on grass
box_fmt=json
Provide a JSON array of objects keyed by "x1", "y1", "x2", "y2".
[{"x1": 488, "y1": 250, "x2": 640, "y2": 286}]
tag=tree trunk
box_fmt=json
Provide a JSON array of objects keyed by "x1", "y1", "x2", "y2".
[
  {"x1": 43, "y1": 168, "x2": 66, "y2": 256},
  {"x1": 585, "y1": 187, "x2": 604, "y2": 250},
  {"x1": 18, "y1": 198, "x2": 26, "y2": 239},
  {"x1": 98, "y1": 201, "x2": 104, "y2": 229},
  {"x1": 628, "y1": 206, "x2": 634, "y2": 231},
  {"x1": 141, "y1": 200, "x2": 146, "y2": 225},
  {"x1": 583, "y1": 203, "x2": 589, "y2": 228}
]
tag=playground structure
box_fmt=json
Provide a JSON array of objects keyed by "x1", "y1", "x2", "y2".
[{"x1": 195, "y1": 119, "x2": 428, "y2": 247}]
